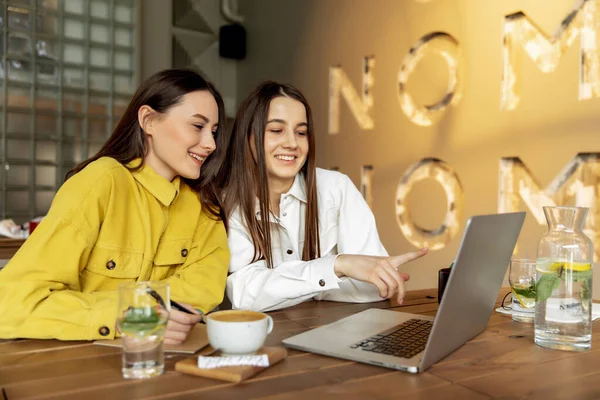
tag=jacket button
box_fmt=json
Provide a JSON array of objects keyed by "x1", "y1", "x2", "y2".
[
  {"x1": 181, "y1": 248, "x2": 188, "y2": 257},
  {"x1": 106, "y1": 260, "x2": 116, "y2": 270},
  {"x1": 286, "y1": 249, "x2": 293, "y2": 255},
  {"x1": 319, "y1": 279, "x2": 325, "y2": 287},
  {"x1": 98, "y1": 326, "x2": 110, "y2": 336},
  {"x1": 282, "y1": 212, "x2": 287, "y2": 217}
]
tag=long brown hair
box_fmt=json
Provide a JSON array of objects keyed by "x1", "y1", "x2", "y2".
[
  {"x1": 67, "y1": 69, "x2": 228, "y2": 222},
  {"x1": 220, "y1": 82, "x2": 320, "y2": 268}
]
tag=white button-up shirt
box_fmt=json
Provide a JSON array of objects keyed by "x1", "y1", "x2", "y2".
[{"x1": 226, "y1": 168, "x2": 387, "y2": 312}]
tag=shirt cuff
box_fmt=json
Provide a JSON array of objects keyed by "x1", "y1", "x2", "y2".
[
  {"x1": 332, "y1": 254, "x2": 344, "y2": 283},
  {"x1": 311, "y1": 254, "x2": 341, "y2": 291},
  {"x1": 87, "y1": 297, "x2": 118, "y2": 340}
]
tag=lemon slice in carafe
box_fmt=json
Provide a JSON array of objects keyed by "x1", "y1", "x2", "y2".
[{"x1": 548, "y1": 262, "x2": 591, "y2": 272}]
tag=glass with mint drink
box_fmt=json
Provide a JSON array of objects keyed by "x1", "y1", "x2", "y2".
[
  {"x1": 117, "y1": 282, "x2": 169, "y2": 379},
  {"x1": 508, "y1": 259, "x2": 536, "y2": 323}
]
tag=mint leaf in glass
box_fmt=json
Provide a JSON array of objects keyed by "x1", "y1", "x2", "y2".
[
  {"x1": 512, "y1": 278, "x2": 536, "y2": 298},
  {"x1": 536, "y1": 275, "x2": 560, "y2": 303},
  {"x1": 124, "y1": 307, "x2": 159, "y2": 324},
  {"x1": 118, "y1": 307, "x2": 164, "y2": 335}
]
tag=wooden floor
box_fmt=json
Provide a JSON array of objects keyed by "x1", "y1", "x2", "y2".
[{"x1": 1, "y1": 288, "x2": 599, "y2": 399}]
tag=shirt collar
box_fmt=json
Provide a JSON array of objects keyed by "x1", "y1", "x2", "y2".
[
  {"x1": 127, "y1": 159, "x2": 181, "y2": 206},
  {"x1": 253, "y1": 174, "x2": 307, "y2": 222},
  {"x1": 287, "y1": 173, "x2": 307, "y2": 203}
]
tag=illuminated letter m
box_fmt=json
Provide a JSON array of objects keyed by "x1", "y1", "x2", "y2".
[{"x1": 501, "y1": 0, "x2": 600, "y2": 111}]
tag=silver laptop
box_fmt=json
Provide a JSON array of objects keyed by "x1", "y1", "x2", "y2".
[{"x1": 283, "y1": 212, "x2": 525, "y2": 373}]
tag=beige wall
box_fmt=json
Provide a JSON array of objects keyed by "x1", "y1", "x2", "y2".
[
  {"x1": 238, "y1": 0, "x2": 600, "y2": 291},
  {"x1": 140, "y1": 0, "x2": 173, "y2": 80},
  {"x1": 139, "y1": 0, "x2": 239, "y2": 116}
]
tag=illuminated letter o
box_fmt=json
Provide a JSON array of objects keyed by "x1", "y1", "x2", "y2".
[
  {"x1": 395, "y1": 158, "x2": 464, "y2": 250},
  {"x1": 398, "y1": 32, "x2": 462, "y2": 127}
]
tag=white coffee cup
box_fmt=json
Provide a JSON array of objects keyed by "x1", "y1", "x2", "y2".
[{"x1": 205, "y1": 310, "x2": 274, "y2": 355}]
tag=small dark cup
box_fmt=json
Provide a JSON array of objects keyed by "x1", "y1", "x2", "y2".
[
  {"x1": 438, "y1": 268, "x2": 452, "y2": 304},
  {"x1": 29, "y1": 221, "x2": 39, "y2": 235}
]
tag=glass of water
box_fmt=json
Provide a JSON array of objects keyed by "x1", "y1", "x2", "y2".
[
  {"x1": 508, "y1": 259, "x2": 536, "y2": 323},
  {"x1": 117, "y1": 281, "x2": 169, "y2": 379}
]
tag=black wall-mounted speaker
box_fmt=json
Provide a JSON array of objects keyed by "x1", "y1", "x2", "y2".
[{"x1": 219, "y1": 24, "x2": 246, "y2": 60}]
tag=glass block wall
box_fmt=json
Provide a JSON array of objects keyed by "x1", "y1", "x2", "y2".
[{"x1": 0, "y1": 0, "x2": 137, "y2": 223}]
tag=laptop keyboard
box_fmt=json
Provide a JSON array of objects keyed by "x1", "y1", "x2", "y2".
[{"x1": 350, "y1": 318, "x2": 433, "y2": 359}]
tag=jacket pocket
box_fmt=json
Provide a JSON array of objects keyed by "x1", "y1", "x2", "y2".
[
  {"x1": 153, "y1": 239, "x2": 194, "y2": 267},
  {"x1": 84, "y1": 246, "x2": 143, "y2": 279}
]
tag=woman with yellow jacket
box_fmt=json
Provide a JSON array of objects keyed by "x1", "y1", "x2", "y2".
[{"x1": 0, "y1": 69, "x2": 230, "y2": 343}]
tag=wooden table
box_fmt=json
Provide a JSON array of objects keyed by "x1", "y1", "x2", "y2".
[
  {"x1": 1, "y1": 288, "x2": 599, "y2": 400},
  {"x1": 0, "y1": 238, "x2": 25, "y2": 260}
]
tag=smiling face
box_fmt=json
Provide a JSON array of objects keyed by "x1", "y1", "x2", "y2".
[
  {"x1": 257, "y1": 96, "x2": 309, "y2": 190},
  {"x1": 141, "y1": 90, "x2": 219, "y2": 181}
]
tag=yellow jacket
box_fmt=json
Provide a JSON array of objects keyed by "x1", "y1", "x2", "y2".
[{"x1": 0, "y1": 157, "x2": 230, "y2": 340}]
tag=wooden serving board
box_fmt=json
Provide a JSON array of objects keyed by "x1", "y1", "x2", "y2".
[{"x1": 175, "y1": 346, "x2": 287, "y2": 383}]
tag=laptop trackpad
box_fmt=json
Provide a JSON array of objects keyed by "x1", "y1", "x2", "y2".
[{"x1": 323, "y1": 309, "x2": 410, "y2": 339}]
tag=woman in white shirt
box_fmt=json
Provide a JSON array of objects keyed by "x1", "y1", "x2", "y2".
[{"x1": 220, "y1": 82, "x2": 428, "y2": 312}]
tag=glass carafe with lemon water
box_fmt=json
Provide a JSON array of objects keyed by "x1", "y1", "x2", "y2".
[{"x1": 535, "y1": 206, "x2": 593, "y2": 351}]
